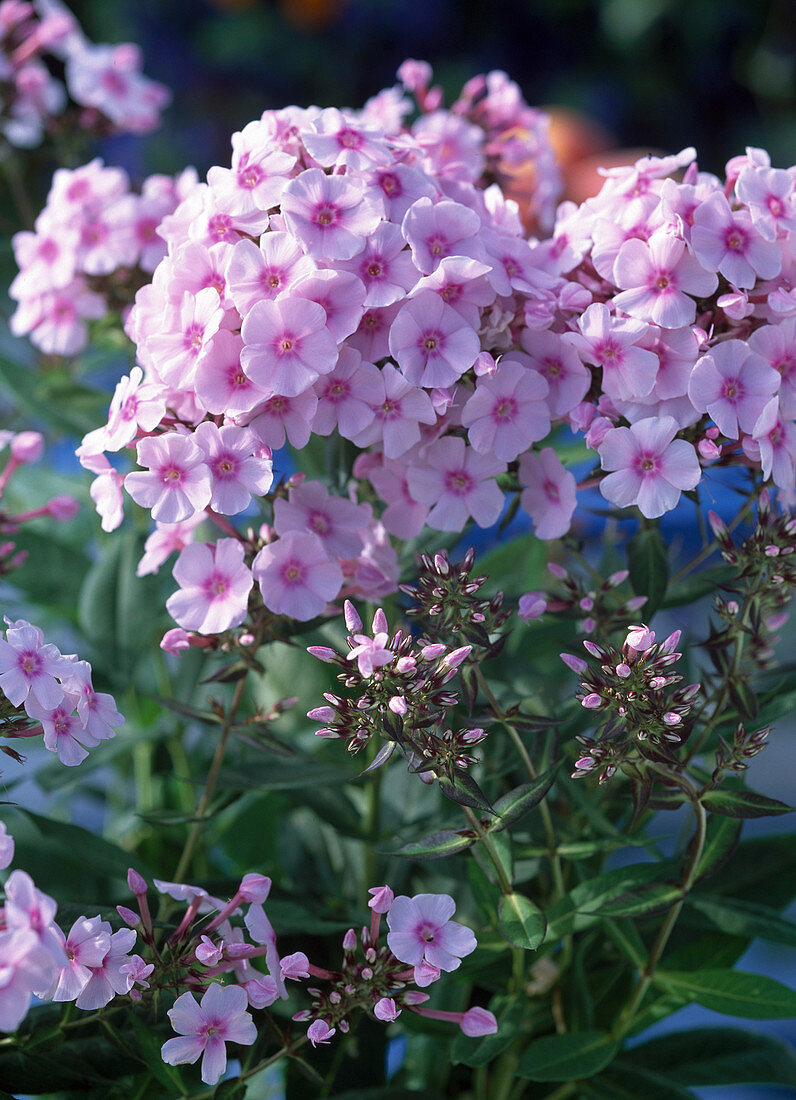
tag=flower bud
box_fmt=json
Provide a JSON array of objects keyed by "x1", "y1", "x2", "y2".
[
  {"x1": 46, "y1": 494, "x2": 80, "y2": 521},
  {"x1": 10, "y1": 431, "x2": 44, "y2": 464}
]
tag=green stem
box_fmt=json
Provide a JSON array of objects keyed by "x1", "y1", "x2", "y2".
[
  {"x1": 463, "y1": 805, "x2": 513, "y2": 895},
  {"x1": 611, "y1": 775, "x2": 707, "y2": 1040},
  {"x1": 171, "y1": 676, "x2": 247, "y2": 885}
]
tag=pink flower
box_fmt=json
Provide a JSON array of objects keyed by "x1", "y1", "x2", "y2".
[
  {"x1": 125, "y1": 433, "x2": 212, "y2": 524},
  {"x1": 47, "y1": 915, "x2": 111, "y2": 1003},
  {"x1": 374, "y1": 997, "x2": 401, "y2": 1022},
  {"x1": 0, "y1": 620, "x2": 65, "y2": 709},
  {"x1": 340, "y1": 221, "x2": 418, "y2": 308},
  {"x1": 25, "y1": 691, "x2": 100, "y2": 766},
  {"x1": 407, "y1": 437, "x2": 505, "y2": 532},
  {"x1": 240, "y1": 296, "x2": 338, "y2": 397},
  {"x1": 282, "y1": 168, "x2": 382, "y2": 260},
  {"x1": 145, "y1": 288, "x2": 224, "y2": 387},
  {"x1": 389, "y1": 291, "x2": 480, "y2": 389},
  {"x1": 136, "y1": 514, "x2": 204, "y2": 577},
  {"x1": 166, "y1": 540, "x2": 254, "y2": 635},
  {"x1": 688, "y1": 340, "x2": 780, "y2": 439},
  {"x1": 566, "y1": 303, "x2": 658, "y2": 402},
  {"x1": 225, "y1": 232, "x2": 314, "y2": 316},
  {"x1": 351, "y1": 364, "x2": 436, "y2": 459},
  {"x1": 612, "y1": 228, "x2": 718, "y2": 328},
  {"x1": 307, "y1": 1019, "x2": 336, "y2": 1046},
  {"x1": 252, "y1": 532, "x2": 342, "y2": 620},
  {"x1": 462, "y1": 358, "x2": 550, "y2": 461},
  {"x1": 273, "y1": 480, "x2": 370, "y2": 559},
  {"x1": 599, "y1": 415, "x2": 701, "y2": 518},
  {"x1": 401, "y1": 196, "x2": 483, "y2": 274},
  {"x1": 193, "y1": 422, "x2": 274, "y2": 514},
  {"x1": 161, "y1": 983, "x2": 256, "y2": 1086},
  {"x1": 519, "y1": 448, "x2": 577, "y2": 538},
  {"x1": 460, "y1": 1007, "x2": 499, "y2": 1037},
  {"x1": 691, "y1": 191, "x2": 781, "y2": 289},
  {"x1": 386, "y1": 893, "x2": 477, "y2": 973},
  {"x1": 312, "y1": 348, "x2": 381, "y2": 439}
]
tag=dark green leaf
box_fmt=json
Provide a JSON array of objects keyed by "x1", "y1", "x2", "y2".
[
  {"x1": 390, "y1": 829, "x2": 475, "y2": 860},
  {"x1": 437, "y1": 771, "x2": 495, "y2": 816},
  {"x1": 147, "y1": 694, "x2": 222, "y2": 726},
  {"x1": 517, "y1": 1030, "x2": 619, "y2": 1081},
  {"x1": 601, "y1": 919, "x2": 646, "y2": 968},
  {"x1": 694, "y1": 814, "x2": 743, "y2": 882},
  {"x1": 595, "y1": 882, "x2": 683, "y2": 918},
  {"x1": 585, "y1": 1062, "x2": 697, "y2": 1099},
  {"x1": 686, "y1": 894, "x2": 796, "y2": 947},
  {"x1": 662, "y1": 565, "x2": 736, "y2": 608},
  {"x1": 0, "y1": 353, "x2": 105, "y2": 435},
  {"x1": 214, "y1": 1080, "x2": 248, "y2": 1099},
  {"x1": 129, "y1": 1014, "x2": 188, "y2": 1095},
  {"x1": 655, "y1": 968, "x2": 796, "y2": 1018},
  {"x1": 701, "y1": 788, "x2": 794, "y2": 818},
  {"x1": 625, "y1": 1026, "x2": 796, "y2": 1087},
  {"x1": 498, "y1": 892, "x2": 546, "y2": 949},
  {"x1": 727, "y1": 679, "x2": 759, "y2": 719},
  {"x1": 709, "y1": 832, "x2": 796, "y2": 907},
  {"x1": 491, "y1": 763, "x2": 561, "y2": 833},
  {"x1": 628, "y1": 526, "x2": 668, "y2": 616},
  {"x1": 546, "y1": 862, "x2": 669, "y2": 940}
]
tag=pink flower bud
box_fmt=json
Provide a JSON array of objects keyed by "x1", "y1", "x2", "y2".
[
  {"x1": 344, "y1": 600, "x2": 363, "y2": 633},
  {"x1": 307, "y1": 645, "x2": 337, "y2": 663},
  {"x1": 367, "y1": 885, "x2": 394, "y2": 913},
  {"x1": 46, "y1": 494, "x2": 80, "y2": 521},
  {"x1": 388, "y1": 695, "x2": 407, "y2": 715},
  {"x1": 281, "y1": 952, "x2": 310, "y2": 980},
  {"x1": 421, "y1": 643, "x2": 446, "y2": 660},
  {"x1": 608, "y1": 570, "x2": 629, "y2": 586},
  {"x1": 582, "y1": 617, "x2": 596, "y2": 634},
  {"x1": 240, "y1": 873, "x2": 271, "y2": 904},
  {"x1": 708, "y1": 510, "x2": 728, "y2": 538},
  {"x1": 374, "y1": 996, "x2": 401, "y2": 1022},
  {"x1": 308, "y1": 706, "x2": 335, "y2": 722},
  {"x1": 560, "y1": 652, "x2": 588, "y2": 674},
  {"x1": 442, "y1": 645, "x2": 472, "y2": 670},
  {"x1": 698, "y1": 438, "x2": 721, "y2": 460},
  {"x1": 307, "y1": 1019, "x2": 336, "y2": 1046},
  {"x1": 663, "y1": 712, "x2": 682, "y2": 725},
  {"x1": 581, "y1": 693, "x2": 602, "y2": 709},
  {"x1": 615, "y1": 662, "x2": 632, "y2": 679},
  {"x1": 161, "y1": 628, "x2": 192, "y2": 654},
  {"x1": 10, "y1": 431, "x2": 44, "y2": 464},
  {"x1": 127, "y1": 868, "x2": 147, "y2": 896},
  {"x1": 116, "y1": 905, "x2": 139, "y2": 927},
  {"x1": 460, "y1": 1007, "x2": 498, "y2": 1037},
  {"x1": 547, "y1": 562, "x2": 568, "y2": 580},
  {"x1": 518, "y1": 592, "x2": 546, "y2": 622},
  {"x1": 343, "y1": 928, "x2": 357, "y2": 952},
  {"x1": 625, "y1": 625, "x2": 655, "y2": 653},
  {"x1": 626, "y1": 596, "x2": 647, "y2": 611}
]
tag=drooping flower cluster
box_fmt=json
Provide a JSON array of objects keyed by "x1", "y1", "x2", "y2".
[
  {"x1": 10, "y1": 158, "x2": 196, "y2": 356},
  {"x1": 0, "y1": 829, "x2": 147, "y2": 1034},
  {"x1": 307, "y1": 600, "x2": 485, "y2": 779},
  {"x1": 292, "y1": 885, "x2": 496, "y2": 1048},
  {"x1": 0, "y1": 0, "x2": 169, "y2": 149},
  {"x1": 565, "y1": 624, "x2": 699, "y2": 782},
  {"x1": 0, "y1": 617, "x2": 123, "y2": 765},
  {"x1": 0, "y1": 429, "x2": 79, "y2": 575},
  {"x1": 544, "y1": 146, "x2": 796, "y2": 513}
]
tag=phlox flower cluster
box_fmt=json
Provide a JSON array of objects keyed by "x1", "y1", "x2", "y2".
[
  {"x1": 307, "y1": 600, "x2": 487, "y2": 778},
  {"x1": 544, "y1": 146, "x2": 796, "y2": 514},
  {"x1": 10, "y1": 158, "x2": 196, "y2": 356},
  {"x1": 0, "y1": 0, "x2": 169, "y2": 148},
  {"x1": 0, "y1": 826, "x2": 148, "y2": 1034},
  {"x1": 0, "y1": 429, "x2": 79, "y2": 576},
  {"x1": 564, "y1": 624, "x2": 700, "y2": 782},
  {"x1": 0, "y1": 617, "x2": 123, "y2": 766},
  {"x1": 292, "y1": 885, "x2": 496, "y2": 1049},
  {"x1": 518, "y1": 561, "x2": 648, "y2": 636},
  {"x1": 71, "y1": 62, "x2": 580, "y2": 640}
]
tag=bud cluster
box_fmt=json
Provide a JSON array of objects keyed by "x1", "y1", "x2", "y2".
[
  {"x1": 708, "y1": 489, "x2": 796, "y2": 668},
  {"x1": 307, "y1": 601, "x2": 485, "y2": 779},
  {"x1": 566, "y1": 624, "x2": 700, "y2": 782},
  {"x1": 709, "y1": 721, "x2": 771, "y2": 787},
  {"x1": 401, "y1": 548, "x2": 510, "y2": 653},
  {"x1": 521, "y1": 563, "x2": 647, "y2": 636}
]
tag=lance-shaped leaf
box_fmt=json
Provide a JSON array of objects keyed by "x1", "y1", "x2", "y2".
[
  {"x1": 585, "y1": 1063, "x2": 697, "y2": 1098},
  {"x1": 491, "y1": 762, "x2": 561, "y2": 833},
  {"x1": 628, "y1": 525, "x2": 669, "y2": 617},
  {"x1": 390, "y1": 829, "x2": 476, "y2": 861},
  {"x1": 654, "y1": 968, "x2": 796, "y2": 1019},
  {"x1": 701, "y1": 788, "x2": 794, "y2": 819},
  {"x1": 517, "y1": 1030, "x2": 619, "y2": 1081},
  {"x1": 498, "y1": 892, "x2": 546, "y2": 949},
  {"x1": 693, "y1": 815, "x2": 743, "y2": 882},
  {"x1": 437, "y1": 771, "x2": 495, "y2": 815},
  {"x1": 685, "y1": 894, "x2": 796, "y2": 948},
  {"x1": 595, "y1": 882, "x2": 684, "y2": 918}
]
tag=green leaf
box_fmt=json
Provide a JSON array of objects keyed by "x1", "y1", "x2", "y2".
[
  {"x1": 628, "y1": 525, "x2": 669, "y2": 616},
  {"x1": 601, "y1": 918, "x2": 647, "y2": 968},
  {"x1": 498, "y1": 892, "x2": 546, "y2": 949},
  {"x1": 491, "y1": 763, "x2": 561, "y2": 833},
  {"x1": 477, "y1": 532, "x2": 547, "y2": 595},
  {"x1": 701, "y1": 788, "x2": 794, "y2": 818},
  {"x1": 595, "y1": 882, "x2": 683, "y2": 918},
  {"x1": 625, "y1": 1026, "x2": 796, "y2": 1087},
  {"x1": 214, "y1": 1080, "x2": 248, "y2": 1099},
  {"x1": 655, "y1": 968, "x2": 796, "y2": 1018},
  {"x1": 686, "y1": 894, "x2": 796, "y2": 948},
  {"x1": 545, "y1": 862, "x2": 669, "y2": 940},
  {"x1": 517, "y1": 1030, "x2": 619, "y2": 1081},
  {"x1": 437, "y1": 771, "x2": 495, "y2": 816},
  {"x1": 129, "y1": 1014, "x2": 188, "y2": 1096},
  {"x1": 451, "y1": 995, "x2": 526, "y2": 1067},
  {"x1": 709, "y1": 832, "x2": 796, "y2": 908},
  {"x1": 662, "y1": 565, "x2": 736, "y2": 609},
  {"x1": 391, "y1": 829, "x2": 475, "y2": 860},
  {"x1": 585, "y1": 1062, "x2": 697, "y2": 1099},
  {"x1": 694, "y1": 814, "x2": 743, "y2": 882},
  {"x1": 727, "y1": 678, "x2": 759, "y2": 719},
  {"x1": 0, "y1": 353, "x2": 105, "y2": 436}
]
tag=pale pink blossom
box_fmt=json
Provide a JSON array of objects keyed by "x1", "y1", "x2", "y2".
[
  {"x1": 350, "y1": 363, "x2": 436, "y2": 458},
  {"x1": 599, "y1": 415, "x2": 701, "y2": 518},
  {"x1": 193, "y1": 422, "x2": 274, "y2": 515},
  {"x1": 386, "y1": 893, "x2": 476, "y2": 973},
  {"x1": 612, "y1": 228, "x2": 718, "y2": 328},
  {"x1": 519, "y1": 448, "x2": 577, "y2": 538},
  {"x1": 252, "y1": 533, "x2": 342, "y2": 620},
  {"x1": 161, "y1": 983, "x2": 256, "y2": 1086},
  {"x1": 282, "y1": 168, "x2": 382, "y2": 260},
  {"x1": 240, "y1": 296, "x2": 338, "y2": 397},
  {"x1": 407, "y1": 436, "x2": 505, "y2": 531},
  {"x1": 273, "y1": 480, "x2": 370, "y2": 559},
  {"x1": 565, "y1": 302, "x2": 658, "y2": 401},
  {"x1": 389, "y1": 290, "x2": 480, "y2": 388},
  {"x1": 0, "y1": 620, "x2": 65, "y2": 708},
  {"x1": 462, "y1": 358, "x2": 550, "y2": 461},
  {"x1": 691, "y1": 191, "x2": 781, "y2": 289},
  {"x1": 166, "y1": 540, "x2": 254, "y2": 635},
  {"x1": 125, "y1": 433, "x2": 212, "y2": 524},
  {"x1": 401, "y1": 196, "x2": 483, "y2": 274},
  {"x1": 688, "y1": 340, "x2": 780, "y2": 439}
]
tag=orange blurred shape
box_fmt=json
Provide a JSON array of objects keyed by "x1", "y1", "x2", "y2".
[
  {"x1": 565, "y1": 148, "x2": 667, "y2": 204},
  {"x1": 279, "y1": 0, "x2": 345, "y2": 29},
  {"x1": 544, "y1": 106, "x2": 615, "y2": 172}
]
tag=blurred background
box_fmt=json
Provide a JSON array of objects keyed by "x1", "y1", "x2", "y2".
[{"x1": 61, "y1": 0, "x2": 796, "y2": 196}]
